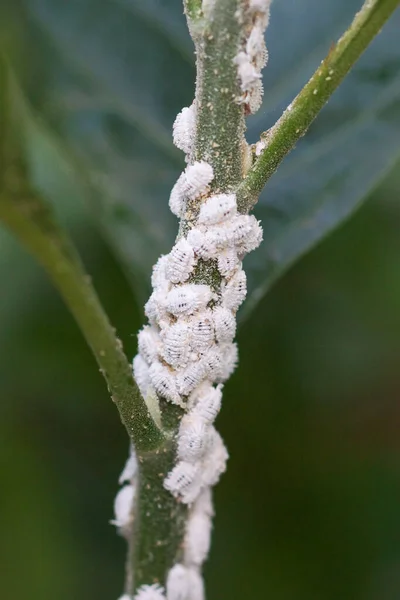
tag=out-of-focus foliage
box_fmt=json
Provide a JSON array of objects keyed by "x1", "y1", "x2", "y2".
[
  {"x1": 1, "y1": 1, "x2": 400, "y2": 600},
  {"x1": 0, "y1": 0, "x2": 399, "y2": 313}
]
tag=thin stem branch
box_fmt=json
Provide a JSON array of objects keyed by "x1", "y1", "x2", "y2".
[{"x1": 237, "y1": 0, "x2": 400, "y2": 212}]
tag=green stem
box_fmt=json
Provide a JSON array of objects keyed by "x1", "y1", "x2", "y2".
[
  {"x1": 236, "y1": 0, "x2": 400, "y2": 212},
  {"x1": 0, "y1": 184, "x2": 164, "y2": 451}
]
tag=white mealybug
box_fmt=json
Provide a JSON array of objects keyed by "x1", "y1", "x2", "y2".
[
  {"x1": 177, "y1": 414, "x2": 211, "y2": 463},
  {"x1": 219, "y1": 342, "x2": 239, "y2": 382},
  {"x1": 138, "y1": 326, "x2": 161, "y2": 365},
  {"x1": 217, "y1": 247, "x2": 239, "y2": 278},
  {"x1": 247, "y1": 78, "x2": 264, "y2": 114},
  {"x1": 166, "y1": 284, "x2": 214, "y2": 317},
  {"x1": 161, "y1": 322, "x2": 191, "y2": 369},
  {"x1": 176, "y1": 361, "x2": 206, "y2": 396},
  {"x1": 119, "y1": 448, "x2": 138, "y2": 484},
  {"x1": 173, "y1": 104, "x2": 196, "y2": 156},
  {"x1": 234, "y1": 51, "x2": 261, "y2": 92},
  {"x1": 151, "y1": 255, "x2": 170, "y2": 291},
  {"x1": 144, "y1": 291, "x2": 167, "y2": 326},
  {"x1": 198, "y1": 193, "x2": 237, "y2": 226},
  {"x1": 212, "y1": 306, "x2": 236, "y2": 344},
  {"x1": 166, "y1": 564, "x2": 191, "y2": 600},
  {"x1": 186, "y1": 568, "x2": 205, "y2": 600},
  {"x1": 133, "y1": 354, "x2": 152, "y2": 399},
  {"x1": 236, "y1": 217, "x2": 263, "y2": 255},
  {"x1": 148, "y1": 361, "x2": 182, "y2": 406},
  {"x1": 134, "y1": 584, "x2": 166, "y2": 600},
  {"x1": 182, "y1": 162, "x2": 214, "y2": 200},
  {"x1": 164, "y1": 461, "x2": 201, "y2": 503},
  {"x1": 207, "y1": 223, "x2": 233, "y2": 251},
  {"x1": 165, "y1": 239, "x2": 196, "y2": 284},
  {"x1": 192, "y1": 486, "x2": 214, "y2": 518},
  {"x1": 169, "y1": 177, "x2": 186, "y2": 218},
  {"x1": 186, "y1": 228, "x2": 218, "y2": 260},
  {"x1": 227, "y1": 214, "x2": 257, "y2": 245},
  {"x1": 222, "y1": 269, "x2": 247, "y2": 312},
  {"x1": 246, "y1": 23, "x2": 268, "y2": 70},
  {"x1": 201, "y1": 346, "x2": 224, "y2": 382},
  {"x1": 112, "y1": 484, "x2": 135, "y2": 530},
  {"x1": 190, "y1": 384, "x2": 222, "y2": 424},
  {"x1": 201, "y1": 428, "x2": 229, "y2": 487},
  {"x1": 189, "y1": 310, "x2": 215, "y2": 353},
  {"x1": 184, "y1": 511, "x2": 212, "y2": 566}
]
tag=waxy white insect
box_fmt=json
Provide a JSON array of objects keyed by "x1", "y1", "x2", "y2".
[
  {"x1": 247, "y1": 78, "x2": 264, "y2": 114},
  {"x1": 151, "y1": 255, "x2": 170, "y2": 291},
  {"x1": 186, "y1": 228, "x2": 218, "y2": 260},
  {"x1": 176, "y1": 361, "x2": 206, "y2": 397},
  {"x1": 166, "y1": 284, "x2": 214, "y2": 317},
  {"x1": 149, "y1": 361, "x2": 183, "y2": 406},
  {"x1": 202, "y1": 346, "x2": 224, "y2": 382},
  {"x1": 134, "y1": 584, "x2": 166, "y2": 600},
  {"x1": 234, "y1": 51, "x2": 261, "y2": 92},
  {"x1": 138, "y1": 326, "x2": 161, "y2": 365},
  {"x1": 184, "y1": 511, "x2": 212, "y2": 566},
  {"x1": 212, "y1": 306, "x2": 236, "y2": 344},
  {"x1": 170, "y1": 163, "x2": 214, "y2": 217},
  {"x1": 161, "y1": 322, "x2": 191, "y2": 369},
  {"x1": 173, "y1": 104, "x2": 196, "y2": 156},
  {"x1": 227, "y1": 214, "x2": 258, "y2": 245},
  {"x1": 217, "y1": 247, "x2": 239, "y2": 278},
  {"x1": 222, "y1": 269, "x2": 247, "y2": 312},
  {"x1": 166, "y1": 239, "x2": 196, "y2": 284},
  {"x1": 112, "y1": 484, "x2": 135, "y2": 530},
  {"x1": 198, "y1": 193, "x2": 237, "y2": 226},
  {"x1": 177, "y1": 414, "x2": 211, "y2": 463},
  {"x1": 234, "y1": 215, "x2": 263, "y2": 255},
  {"x1": 201, "y1": 429, "x2": 229, "y2": 487},
  {"x1": 185, "y1": 568, "x2": 205, "y2": 600},
  {"x1": 190, "y1": 385, "x2": 222, "y2": 424},
  {"x1": 219, "y1": 342, "x2": 239, "y2": 381},
  {"x1": 119, "y1": 448, "x2": 138, "y2": 484},
  {"x1": 246, "y1": 23, "x2": 268, "y2": 70},
  {"x1": 133, "y1": 354, "x2": 152, "y2": 399},
  {"x1": 164, "y1": 461, "x2": 202, "y2": 503},
  {"x1": 166, "y1": 564, "x2": 191, "y2": 600},
  {"x1": 189, "y1": 310, "x2": 215, "y2": 353},
  {"x1": 191, "y1": 486, "x2": 214, "y2": 518},
  {"x1": 144, "y1": 291, "x2": 167, "y2": 326}
]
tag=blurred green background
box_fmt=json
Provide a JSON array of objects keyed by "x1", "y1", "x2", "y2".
[{"x1": 1, "y1": 1, "x2": 400, "y2": 599}]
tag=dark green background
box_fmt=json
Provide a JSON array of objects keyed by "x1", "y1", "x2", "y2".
[{"x1": 1, "y1": 1, "x2": 400, "y2": 599}]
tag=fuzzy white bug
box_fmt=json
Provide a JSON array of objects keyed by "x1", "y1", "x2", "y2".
[
  {"x1": 173, "y1": 105, "x2": 196, "y2": 156},
  {"x1": 246, "y1": 23, "x2": 268, "y2": 70},
  {"x1": 206, "y1": 223, "x2": 234, "y2": 251},
  {"x1": 164, "y1": 461, "x2": 202, "y2": 503},
  {"x1": 166, "y1": 284, "x2": 214, "y2": 317},
  {"x1": 161, "y1": 322, "x2": 191, "y2": 369},
  {"x1": 134, "y1": 584, "x2": 166, "y2": 600},
  {"x1": 184, "y1": 511, "x2": 212, "y2": 566},
  {"x1": 189, "y1": 310, "x2": 215, "y2": 353},
  {"x1": 219, "y1": 342, "x2": 239, "y2": 381},
  {"x1": 176, "y1": 361, "x2": 207, "y2": 397},
  {"x1": 212, "y1": 306, "x2": 236, "y2": 344},
  {"x1": 236, "y1": 217, "x2": 263, "y2": 255},
  {"x1": 166, "y1": 564, "x2": 191, "y2": 600},
  {"x1": 144, "y1": 291, "x2": 168, "y2": 326},
  {"x1": 112, "y1": 484, "x2": 135, "y2": 530},
  {"x1": 234, "y1": 51, "x2": 261, "y2": 92},
  {"x1": 201, "y1": 346, "x2": 224, "y2": 382},
  {"x1": 197, "y1": 194, "x2": 237, "y2": 226},
  {"x1": 217, "y1": 247, "x2": 239, "y2": 278},
  {"x1": 190, "y1": 384, "x2": 222, "y2": 424},
  {"x1": 192, "y1": 486, "x2": 214, "y2": 518},
  {"x1": 148, "y1": 361, "x2": 183, "y2": 406},
  {"x1": 166, "y1": 239, "x2": 196, "y2": 284},
  {"x1": 186, "y1": 228, "x2": 218, "y2": 260},
  {"x1": 133, "y1": 354, "x2": 152, "y2": 399},
  {"x1": 169, "y1": 180, "x2": 186, "y2": 218},
  {"x1": 186, "y1": 568, "x2": 205, "y2": 600},
  {"x1": 177, "y1": 414, "x2": 211, "y2": 463},
  {"x1": 138, "y1": 326, "x2": 161, "y2": 365},
  {"x1": 201, "y1": 429, "x2": 229, "y2": 487},
  {"x1": 227, "y1": 214, "x2": 258, "y2": 245},
  {"x1": 119, "y1": 448, "x2": 138, "y2": 484},
  {"x1": 151, "y1": 255, "x2": 171, "y2": 291},
  {"x1": 247, "y1": 78, "x2": 264, "y2": 114},
  {"x1": 170, "y1": 163, "x2": 214, "y2": 218},
  {"x1": 222, "y1": 269, "x2": 247, "y2": 312}
]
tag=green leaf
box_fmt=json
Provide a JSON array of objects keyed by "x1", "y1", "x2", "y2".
[{"x1": 1, "y1": 0, "x2": 400, "y2": 317}]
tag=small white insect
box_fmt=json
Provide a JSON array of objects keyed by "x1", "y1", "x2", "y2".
[
  {"x1": 176, "y1": 361, "x2": 206, "y2": 397},
  {"x1": 201, "y1": 429, "x2": 229, "y2": 487},
  {"x1": 166, "y1": 564, "x2": 191, "y2": 600},
  {"x1": 177, "y1": 414, "x2": 211, "y2": 463},
  {"x1": 227, "y1": 214, "x2": 257, "y2": 245},
  {"x1": 164, "y1": 461, "x2": 202, "y2": 503},
  {"x1": 197, "y1": 193, "x2": 237, "y2": 226},
  {"x1": 189, "y1": 310, "x2": 215, "y2": 353},
  {"x1": 247, "y1": 78, "x2": 264, "y2": 114},
  {"x1": 246, "y1": 24, "x2": 268, "y2": 70},
  {"x1": 166, "y1": 284, "x2": 214, "y2": 317},
  {"x1": 165, "y1": 239, "x2": 196, "y2": 284},
  {"x1": 134, "y1": 584, "x2": 166, "y2": 600},
  {"x1": 112, "y1": 484, "x2": 135, "y2": 530},
  {"x1": 206, "y1": 223, "x2": 233, "y2": 251},
  {"x1": 173, "y1": 104, "x2": 196, "y2": 156},
  {"x1": 169, "y1": 179, "x2": 186, "y2": 218},
  {"x1": 217, "y1": 247, "x2": 240, "y2": 278},
  {"x1": 212, "y1": 306, "x2": 236, "y2": 344},
  {"x1": 218, "y1": 342, "x2": 239, "y2": 382},
  {"x1": 190, "y1": 384, "x2": 222, "y2": 424},
  {"x1": 201, "y1": 346, "x2": 224, "y2": 382},
  {"x1": 191, "y1": 486, "x2": 214, "y2": 518},
  {"x1": 186, "y1": 568, "x2": 205, "y2": 600},
  {"x1": 237, "y1": 218, "x2": 263, "y2": 255},
  {"x1": 149, "y1": 361, "x2": 183, "y2": 406},
  {"x1": 138, "y1": 326, "x2": 161, "y2": 365},
  {"x1": 144, "y1": 291, "x2": 168, "y2": 326},
  {"x1": 133, "y1": 354, "x2": 152, "y2": 399},
  {"x1": 119, "y1": 447, "x2": 138, "y2": 484},
  {"x1": 186, "y1": 228, "x2": 218, "y2": 260},
  {"x1": 151, "y1": 255, "x2": 170, "y2": 291},
  {"x1": 222, "y1": 269, "x2": 247, "y2": 312},
  {"x1": 184, "y1": 511, "x2": 212, "y2": 566},
  {"x1": 234, "y1": 51, "x2": 261, "y2": 92},
  {"x1": 170, "y1": 163, "x2": 213, "y2": 217},
  {"x1": 161, "y1": 322, "x2": 191, "y2": 369}
]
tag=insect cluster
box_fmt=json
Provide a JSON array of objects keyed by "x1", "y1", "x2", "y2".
[{"x1": 234, "y1": 0, "x2": 271, "y2": 114}]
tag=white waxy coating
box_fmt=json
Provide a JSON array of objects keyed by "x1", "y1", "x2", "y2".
[
  {"x1": 166, "y1": 239, "x2": 196, "y2": 284},
  {"x1": 212, "y1": 306, "x2": 236, "y2": 343},
  {"x1": 164, "y1": 461, "x2": 201, "y2": 498},
  {"x1": 173, "y1": 105, "x2": 196, "y2": 156},
  {"x1": 112, "y1": 484, "x2": 135, "y2": 529},
  {"x1": 189, "y1": 310, "x2": 215, "y2": 353},
  {"x1": 176, "y1": 362, "x2": 207, "y2": 397},
  {"x1": 166, "y1": 284, "x2": 214, "y2": 317},
  {"x1": 184, "y1": 511, "x2": 212, "y2": 566},
  {"x1": 148, "y1": 361, "x2": 182, "y2": 406},
  {"x1": 198, "y1": 193, "x2": 237, "y2": 226},
  {"x1": 151, "y1": 255, "x2": 170, "y2": 291},
  {"x1": 219, "y1": 342, "x2": 239, "y2": 382},
  {"x1": 177, "y1": 414, "x2": 211, "y2": 463},
  {"x1": 234, "y1": 51, "x2": 261, "y2": 91},
  {"x1": 201, "y1": 429, "x2": 229, "y2": 487},
  {"x1": 190, "y1": 385, "x2": 222, "y2": 424},
  {"x1": 222, "y1": 269, "x2": 247, "y2": 311},
  {"x1": 134, "y1": 584, "x2": 166, "y2": 600},
  {"x1": 161, "y1": 322, "x2": 191, "y2": 369},
  {"x1": 166, "y1": 564, "x2": 191, "y2": 600},
  {"x1": 138, "y1": 326, "x2": 161, "y2": 365},
  {"x1": 217, "y1": 247, "x2": 239, "y2": 278},
  {"x1": 133, "y1": 354, "x2": 151, "y2": 399},
  {"x1": 186, "y1": 228, "x2": 218, "y2": 260},
  {"x1": 186, "y1": 568, "x2": 205, "y2": 600},
  {"x1": 119, "y1": 449, "x2": 138, "y2": 484}
]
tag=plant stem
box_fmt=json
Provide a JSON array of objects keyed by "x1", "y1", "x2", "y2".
[
  {"x1": 236, "y1": 0, "x2": 400, "y2": 213},
  {"x1": 0, "y1": 181, "x2": 164, "y2": 451}
]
